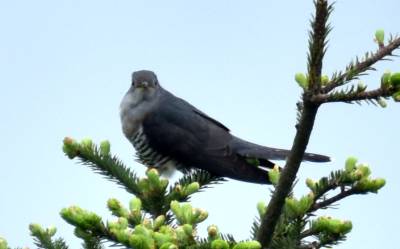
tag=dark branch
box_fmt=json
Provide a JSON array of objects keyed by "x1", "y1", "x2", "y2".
[
  {"x1": 309, "y1": 188, "x2": 360, "y2": 212},
  {"x1": 323, "y1": 36, "x2": 400, "y2": 93},
  {"x1": 312, "y1": 87, "x2": 393, "y2": 103},
  {"x1": 257, "y1": 1, "x2": 330, "y2": 248}
]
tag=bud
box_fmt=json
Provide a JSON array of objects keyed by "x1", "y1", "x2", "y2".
[
  {"x1": 369, "y1": 178, "x2": 386, "y2": 192},
  {"x1": 381, "y1": 71, "x2": 392, "y2": 89},
  {"x1": 390, "y1": 73, "x2": 400, "y2": 88},
  {"x1": 129, "y1": 234, "x2": 154, "y2": 249},
  {"x1": 232, "y1": 241, "x2": 261, "y2": 249},
  {"x1": 170, "y1": 201, "x2": 183, "y2": 222},
  {"x1": 153, "y1": 215, "x2": 166, "y2": 230},
  {"x1": 377, "y1": 98, "x2": 387, "y2": 108},
  {"x1": 183, "y1": 182, "x2": 200, "y2": 196},
  {"x1": 256, "y1": 201, "x2": 266, "y2": 217},
  {"x1": 147, "y1": 168, "x2": 160, "y2": 188},
  {"x1": 321, "y1": 75, "x2": 329, "y2": 85},
  {"x1": 108, "y1": 198, "x2": 129, "y2": 217},
  {"x1": 160, "y1": 242, "x2": 178, "y2": 249},
  {"x1": 195, "y1": 208, "x2": 208, "y2": 224},
  {"x1": 305, "y1": 178, "x2": 316, "y2": 192},
  {"x1": 285, "y1": 197, "x2": 301, "y2": 217},
  {"x1": 340, "y1": 220, "x2": 353, "y2": 234},
  {"x1": 392, "y1": 91, "x2": 400, "y2": 102},
  {"x1": 80, "y1": 138, "x2": 93, "y2": 148},
  {"x1": 375, "y1": 29, "x2": 385, "y2": 45},
  {"x1": 299, "y1": 193, "x2": 314, "y2": 213},
  {"x1": 207, "y1": 225, "x2": 219, "y2": 239},
  {"x1": 345, "y1": 156, "x2": 358, "y2": 172},
  {"x1": 62, "y1": 137, "x2": 78, "y2": 159},
  {"x1": 46, "y1": 226, "x2": 57, "y2": 236},
  {"x1": 357, "y1": 81, "x2": 367, "y2": 92},
  {"x1": 29, "y1": 223, "x2": 44, "y2": 236},
  {"x1": 295, "y1": 73, "x2": 309, "y2": 89},
  {"x1": 268, "y1": 165, "x2": 280, "y2": 185},
  {"x1": 100, "y1": 140, "x2": 111, "y2": 156},
  {"x1": 355, "y1": 164, "x2": 371, "y2": 178},
  {"x1": 130, "y1": 197, "x2": 142, "y2": 212},
  {"x1": 0, "y1": 237, "x2": 7, "y2": 249},
  {"x1": 211, "y1": 239, "x2": 230, "y2": 249}
]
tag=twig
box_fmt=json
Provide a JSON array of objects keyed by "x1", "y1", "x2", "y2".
[
  {"x1": 312, "y1": 87, "x2": 393, "y2": 103},
  {"x1": 309, "y1": 188, "x2": 360, "y2": 212},
  {"x1": 323, "y1": 37, "x2": 400, "y2": 93}
]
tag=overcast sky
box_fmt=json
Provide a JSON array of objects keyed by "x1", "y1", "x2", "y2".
[{"x1": 1, "y1": 1, "x2": 399, "y2": 248}]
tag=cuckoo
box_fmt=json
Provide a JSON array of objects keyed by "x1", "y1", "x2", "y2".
[{"x1": 120, "y1": 70, "x2": 330, "y2": 184}]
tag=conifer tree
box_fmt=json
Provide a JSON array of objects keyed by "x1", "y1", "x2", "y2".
[{"x1": 1, "y1": 1, "x2": 400, "y2": 248}]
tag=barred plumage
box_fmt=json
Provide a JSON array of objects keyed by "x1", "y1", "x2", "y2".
[{"x1": 130, "y1": 126, "x2": 181, "y2": 174}]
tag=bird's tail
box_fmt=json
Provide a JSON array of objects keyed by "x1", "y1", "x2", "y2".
[{"x1": 231, "y1": 137, "x2": 330, "y2": 165}]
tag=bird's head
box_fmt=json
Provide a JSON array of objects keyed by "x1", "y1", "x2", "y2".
[{"x1": 131, "y1": 70, "x2": 159, "y2": 90}]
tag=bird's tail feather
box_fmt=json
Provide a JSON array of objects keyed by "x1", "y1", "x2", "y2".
[{"x1": 232, "y1": 138, "x2": 330, "y2": 163}]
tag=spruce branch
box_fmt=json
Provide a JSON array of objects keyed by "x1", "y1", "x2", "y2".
[
  {"x1": 322, "y1": 36, "x2": 400, "y2": 93},
  {"x1": 257, "y1": 1, "x2": 331, "y2": 247},
  {"x1": 63, "y1": 137, "x2": 141, "y2": 197},
  {"x1": 312, "y1": 87, "x2": 393, "y2": 104}
]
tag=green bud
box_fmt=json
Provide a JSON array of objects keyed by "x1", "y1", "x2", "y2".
[
  {"x1": 211, "y1": 239, "x2": 230, "y2": 249},
  {"x1": 182, "y1": 224, "x2": 193, "y2": 236},
  {"x1": 357, "y1": 81, "x2": 367, "y2": 92},
  {"x1": 29, "y1": 223, "x2": 44, "y2": 236},
  {"x1": 112, "y1": 229, "x2": 131, "y2": 244},
  {"x1": 268, "y1": 165, "x2": 280, "y2": 185},
  {"x1": 130, "y1": 197, "x2": 142, "y2": 212},
  {"x1": 312, "y1": 216, "x2": 331, "y2": 232},
  {"x1": 233, "y1": 241, "x2": 261, "y2": 249},
  {"x1": 305, "y1": 178, "x2": 316, "y2": 192},
  {"x1": 170, "y1": 201, "x2": 183, "y2": 222},
  {"x1": 195, "y1": 208, "x2": 208, "y2": 224},
  {"x1": 390, "y1": 73, "x2": 400, "y2": 88},
  {"x1": 154, "y1": 232, "x2": 174, "y2": 248},
  {"x1": 295, "y1": 73, "x2": 309, "y2": 89},
  {"x1": 375, "y1": 29, "x2": 385, "y2": 45},
  {"x1": 207, "y1": 225, "x2": 219, "y2": 239},
  {"x1": 160, "y1": 179, "x2": 169, "y2": 189},
  {"x1": 345, "y1": 156, "x2": 358, "y2": 172},
  {"x1": 285, "y1": 197, "x2": 301, "y2": 217},
  {"x1": 369, "y1": 178, "x2": 386, "y2": 193},
  {"x1": 181, "y1": 203, "x2": 193, "y2": 224},
  {"x1": 299, "y1": 193, "x2": 314, "y2": 213},
  {"x1": 160, "y1": 242, "x2": 178, "y2": 249},
  {"x1": 321, "y1": 75, "x2": 329, "y2": 85},
  {"x1": 46, "y1": 226, "x2": 57, "y2": 236},
  {"x1": 340, "y1": 220, "x2": 353, "y2": 234},
  {"x1": 355, "y1": 164, "x2": 371, "y2": 178},
  {"x1": 153, "y1": 215, "x2": 166, "y2": 230},
  {"x1": 62, "y1": 137, "x2": 79, "y2": 159},
  {"x1": 81, "y1": 138, "x2": 93, "y2": 148},
  {"x1": 256, "y1": 201, "x2": 266, "y2": 217},
  {"x1": 392, "y1": 91, "x2": 400, "y2": 102},
  {"x1": 183, "y1": 182, "x2": 200, "y2": 196},
  {"x1": 107, "y1": 198, "x2": 129, "y2": 218},
  {"x1": 176, "y1": 226, "x2": 191, "y2": 242},
  {"x1": 129, "y1": 234, "x2": 154, "y2": 249},
  {"x1": 381, "y1": 71, "x2": 392, "y2": 89},
  {"x1": 146, "y1": 168, "x2": 161, "y2": 187},
  {"x1": 377, "y1": 98, "x2": 387, "y2": 108},
  {"x1": 100, "y1": 140, "x2": 111, "y2": 156},
  {"x1": 0, "y1": 237, "x2": 8, "y2": 249}
]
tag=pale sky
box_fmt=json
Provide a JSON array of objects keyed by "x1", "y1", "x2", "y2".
[{"x1": 1, "y1": 1, "x2": 399, "y2": 248}]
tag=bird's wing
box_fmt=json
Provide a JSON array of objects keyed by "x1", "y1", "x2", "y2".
[{"x1": 142, "y1": 91, "x2": 232, "y2": 165}]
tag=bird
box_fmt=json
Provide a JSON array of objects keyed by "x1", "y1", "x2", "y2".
[{"x1": 120, "y1": 70, "x2": 330, "y2": 184}]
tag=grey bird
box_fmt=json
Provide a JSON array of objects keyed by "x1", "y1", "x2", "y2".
[{"x1": 120, "y1": 70, "x2": 330, "y2": 184}]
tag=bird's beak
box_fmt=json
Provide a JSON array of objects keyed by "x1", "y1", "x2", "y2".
[{"x1": 137, "y1": 81, "x2": 149, "y2": 88}]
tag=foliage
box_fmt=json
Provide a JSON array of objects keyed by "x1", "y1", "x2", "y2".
[{"x1": 2, "y1": 1, "x2": 399, "y2": 249}]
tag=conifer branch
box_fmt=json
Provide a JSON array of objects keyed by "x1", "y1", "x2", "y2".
[
  {"x1": 312, "y1": 87, "x2": 393, "y2": 103},
  {"x1": 322, "y1": 36, "x2": 400, "y2": 93},
  {"x1": 257, "y1": 1, "x2": 330, "y2": 247}
]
